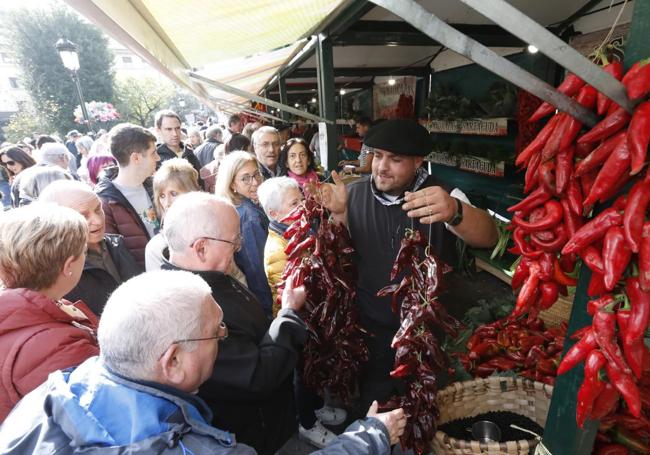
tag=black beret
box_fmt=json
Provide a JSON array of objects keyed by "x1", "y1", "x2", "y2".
[{"x1": 363, "y1": 119, "x2": 432, "y2": 156}]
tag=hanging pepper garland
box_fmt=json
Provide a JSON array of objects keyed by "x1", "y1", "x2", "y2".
[
  {"x1": 507, "y1": 56, "x2": 650, "y2": 432},
  {"x1": 278, "y1": 191, "x2": 368, "y2": 403},
  {"x1": 378, "y1": 228, "x2": 463, "y2": 455}
]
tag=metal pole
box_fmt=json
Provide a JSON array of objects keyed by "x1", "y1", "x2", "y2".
[{"x1": 72, "y1": 71, "x2": 93, "y2": 132}]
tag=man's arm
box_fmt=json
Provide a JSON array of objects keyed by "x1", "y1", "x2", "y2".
[{"x1": 402, "y1": 186, "x2": 498, "y2": 248}]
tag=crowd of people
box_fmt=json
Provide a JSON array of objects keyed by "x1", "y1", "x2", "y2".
[{"x1": 0, "y1": 110, "x2": 498, "y2": 454}]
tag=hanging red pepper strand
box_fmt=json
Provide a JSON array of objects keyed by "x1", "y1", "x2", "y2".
[
  {"x1": 512, "y1": 200, "x2": 563, "y2": 232},
  {"x1": 623, "y1": 58, "x2": 650, "y2": 101},
  {"x1": 640, "y1": 222, "x2": 650, "y2": 292},
  {"x1": 555, "y1": 146, "x2": 574, "y2": 194},
  {"x1": 576, "y1": 349, "x2": 607, "y2": 428},
  {"x1": 593, "y1": 309, "x2": 633, "y2": 376},
  {"x1": 567, "y1": 176, "x2": 584, "y2": 216},
  {"x1": 583, "y1": 137, "x2": 631, "y2": 207},
  {"x1": 562, "y1": 207, "x2": 623, "y2": 254},
  {"x1": 537, "y1": 160, "x2": 557, "y2": 195},
  {"x1": 528, "y1": 74, "x2": 585, "y2": 123},
  {"x1": 597, "y1": 61, "x2": 624, "y2": 115},
  {"x1": 602, "y1": 226, "x2": 632, "y2": 291},
  {"x1": 588, "y1": 272, "x2": 608, "y2": 297},
  {"x1": 507, "y1": 185, "x2": 551, "y2": 214},
  {"x1": 604, "y1": 360, "x2": 641, "y2": 418},
  {"x1": 579, "y1": 245, "x2": 605, "y2": 275},
  {"x1": 616, "y1": 306, "x2": 644, "y2": 379},
  {"x1": 627, "y1": 101, "x2": 650, "y2": 176},
  {"x1": 530, "y1": 225, "x2": 567, "y2": 253},
  {"x1": 574, "y1": 131, "x2": 626, "y2": 178},
  {"x1": 624, "y1": 277, "x2": 650, "y2": 347},
  {"x1": 623, "y1": 181, "x2": 650, "y2": 253},
  {"x1": 516, "y1": 115, "x2": 561, "y2": 166},
  {"x1": 557, "y1": 328, "x2": 597, "y2": 375},
  {"x1": 591, "y1": 381, "x2": 621, "y2": 419},
  {"x1": 541, "y1": 114, "x2": 568, "y2": 162},
  {"x1": 561, "y1": 198, "x2": 582, "y2": 239},
  {"x1": 577, "y1": 107, "x2": 632, "y2": 145}
]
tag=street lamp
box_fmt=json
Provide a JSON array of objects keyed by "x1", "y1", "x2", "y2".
[{"x1": 55, "y1": 38, "x2": 92, "y2": 131}]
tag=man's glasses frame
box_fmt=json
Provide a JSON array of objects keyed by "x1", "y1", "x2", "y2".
[
  {"x1": 174, "y1": 321, "x2": 228, "y2": 344},
  {"x1": 190, "y1": 234, "x2": 243, "y2": 252}
]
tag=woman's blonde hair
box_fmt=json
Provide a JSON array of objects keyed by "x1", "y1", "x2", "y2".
[
  {"x1": 214, "y1": 150, "x2": 258, "y2": 205},
  {"x1": 0, "y1": 203, "x2": 88, "y2": 290},
  {"x1": 153, "y1": 158, "x2": 200, "y2": 217}
]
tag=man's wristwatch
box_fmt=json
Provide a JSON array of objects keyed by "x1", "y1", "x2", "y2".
[{"x1": 448, "y1": 197, "x2": 464, "y2": 227}]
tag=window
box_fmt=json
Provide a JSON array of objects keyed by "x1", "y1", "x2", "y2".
[
  {"x1": 8, "y1": 77, "x2": 18, "y2": 89},
  {"x1": 121, "y1": 56, "x2": 132, "y2": 64}
]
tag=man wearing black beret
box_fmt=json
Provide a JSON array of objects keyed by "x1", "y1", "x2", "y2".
[{"x1": 318, "y1": 118, "x2": 498, "y2": 410}]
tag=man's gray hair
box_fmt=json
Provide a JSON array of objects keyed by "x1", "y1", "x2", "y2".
[
  {"x1": 98, "y1": 270, "x2": 212, "y2": 379},
  {"x1": 163, "y1": 191, "x2": 237, "y2": 254},
  {"x1": 257, "y1": 177, "x2": 300, "y2": 219},
  {"x1": 206, "y1": 125, "x2": 222, "y2": 141},
  {"x1": 75, "y1": 136, "x2": 94, "y2": 152},
  {"x1": 251, "y1": 125, "x2": 279, "y2": 146},
  {"x1": 18, "y1": 166, "x2": 73, "y2": 204},
  {"x1": 39, "y1": 142, "x2": 70, "y2": 166}
]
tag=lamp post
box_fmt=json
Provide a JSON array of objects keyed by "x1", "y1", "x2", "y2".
[{"x1": 55, "y1": 38, "x2": 92, "y2": 131}]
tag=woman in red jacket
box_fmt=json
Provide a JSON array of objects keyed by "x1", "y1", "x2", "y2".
[{"x1": 0, "y1": 203, "x2": 99, "y2": 422}]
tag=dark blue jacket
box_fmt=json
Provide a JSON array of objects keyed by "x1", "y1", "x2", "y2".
[{"x1": 235, "y1": 197, "x2": 273, "y2": 318}]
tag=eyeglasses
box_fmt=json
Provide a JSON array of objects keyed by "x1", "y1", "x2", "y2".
[
  {"x1": 239, "y1": 171, "x2": 262, "y2": 186},
  {"x1": 174, "y1": 321, "x2": 229, "y2": 344},
  {"x1": 257, "y1": 141, "x2": 281, "y2": 149},
  {"x1": 190, "y1": 234, "x2": 243, "y2": 252},
  {"x1": 2, "y1": 160, "x2": 15, "y2": 166}
]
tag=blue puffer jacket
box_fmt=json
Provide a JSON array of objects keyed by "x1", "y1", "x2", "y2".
[{"x1": 0, "y1": 356, "x2": 254, "y2": 454}]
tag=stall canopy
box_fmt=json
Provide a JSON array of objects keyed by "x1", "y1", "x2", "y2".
[{"x1": 65, "y1": 0, "x2": 351, "y2": 115}]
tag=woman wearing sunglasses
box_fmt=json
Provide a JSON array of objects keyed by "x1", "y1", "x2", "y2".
[
  {"x1": 215, "y1": 151, "x2": 273, "y2": 319},
  {"x1": 0, "y1": 145, "x2": 36, "y2": 207}
]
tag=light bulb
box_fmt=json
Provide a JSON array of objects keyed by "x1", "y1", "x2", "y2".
[
  {"x1": 527, "y1": 45, "x2": 538, "y2": 54},
  {"x1": 388, "y1": 78, "x2": 396, "y2": 86},
  {"x1": 340, "y1": 88, "x2": 346, "y2": 95}
]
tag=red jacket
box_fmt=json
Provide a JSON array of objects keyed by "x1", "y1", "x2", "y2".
[
  {"x1": 0, "y1": 288, "x2": 99, "y2": 422},
  {"x1": 95, "y1": 172, "x2": 155, "y2": 267}
]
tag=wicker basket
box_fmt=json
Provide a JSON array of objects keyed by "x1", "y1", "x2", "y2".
[
  {"x1": 432, "y1": 376, "x2": 553, "y2": 455},
  {"x1": 539, "y1": 294, "x2": 573, "y2": 328}
]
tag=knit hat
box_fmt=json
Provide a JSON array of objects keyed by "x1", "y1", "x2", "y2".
[{"x1": 363, "y1": 119, "x2": 432, "y2": 156}]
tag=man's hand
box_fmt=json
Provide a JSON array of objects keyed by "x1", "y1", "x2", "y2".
[
  {"x1": 402, "y1": 186, "x2": 455, "y2": 225},
  {"x1": 281, "y1": 282, "x2": 306, "y2": 311},
  {"x1": 366, "y1": 401, "x2": 406, "y2": 445},
  {"x1": 338, "y1": 159, "x2": 350, "y2": 167},
  {"x1": 307, "y1": 170, "x2": 348, "y2": 216}
]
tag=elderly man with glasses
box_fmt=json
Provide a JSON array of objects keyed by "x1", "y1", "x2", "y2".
[
  {"x1": 160, "y1": 192, "x2": 306, "y2": 454},
  {"x1": 252, "y1": 126, "x2": 282, "y2": 180}
]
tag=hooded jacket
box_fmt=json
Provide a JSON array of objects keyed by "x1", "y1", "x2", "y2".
[
  {"x1": 157, "y1": 143, "x2": 204, "y2": 189},
  {"x1": 0, "y1": 288, "x2": 98, "y2": 422},
  {"x1": 95, "y1": 167, "x2": 156, "y2": 267}
]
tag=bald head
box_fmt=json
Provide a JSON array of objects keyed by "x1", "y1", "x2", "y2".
[
  {"x1": 39, "y1": 180, "x2": 106, "y2": 249},
  {"x1": 163, "y1": 192, "x2": 240, "y2": 273}
]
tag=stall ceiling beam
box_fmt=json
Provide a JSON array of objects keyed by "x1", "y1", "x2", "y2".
[
  {"x1": 290, "y1": 66, "x2": 429, "y2": 78},
  {"x1": 188, "y1": 72, "x2": 332, "y2": 124},
  {"x1": 368, "y1": 0, "x2": 599, "y2": 127},
  {"x1": 457, "y1": 0, "x2": 634, "y2": 114},
  {"x1": 555, "y1": 0, "x2": 605, "y2": 35},
  {"x1": 332, "y1": 21, "x2": 525, "y2": 47}
]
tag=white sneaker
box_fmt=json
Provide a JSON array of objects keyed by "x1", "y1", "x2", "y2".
[
  {"x1": 315, "y1": 405, "x2": 347, "y2": 426},
  {"x1": 299, "y1": 421, "x2": 337, "y2": 448}
]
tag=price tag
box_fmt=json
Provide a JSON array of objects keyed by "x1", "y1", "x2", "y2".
[{"x1": 534, "y1": 441, "x2": 553, "y2": 455}]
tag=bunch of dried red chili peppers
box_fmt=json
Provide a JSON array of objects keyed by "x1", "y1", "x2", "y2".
[
  {"x1": 455, "y1": 318, "x2": 566, "y2": 386},
  {"x1": 279, "y1": 192, "x2": 368, "y2": 402},
  {"x1": 510, "y1": 57, "x2": 650, "y2": 431},
  {"x1": 377, "y1": 229, "x2": 462, "y2": 455}
]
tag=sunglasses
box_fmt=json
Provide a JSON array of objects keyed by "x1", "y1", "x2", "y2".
[{"x1": 2, "y1": 160, "x2": 16, "y2": 166}]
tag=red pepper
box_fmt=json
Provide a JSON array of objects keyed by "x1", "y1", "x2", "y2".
[
  {"x1": 623, "y1": 58, "x2": 650, "y2": 101},
  {"x1": 640, "y1": 222, "x2": 650, "y2": 292},
  {"x1": 516, "y1": 115, "x2": 561, "y2": 166},
  {"x1": 537, "y1": 253, "x2": 555, "y2": 282},
  {"x1": 576, "y1": 349, "x2": 607, "y2": 428},
  {"x1": 390, "y1": 363, "x2": 415, "y2": 378},
  {"x1": 524, "y1": 150, "x2": 541, "y2": 193},
  {"x1": 561, "y1": 86, "x2": 598, "y2": 150},
  {"x1": 468, "y1": 340, "x2": 500, "y2": 361},
  {"x1": 561, "y1": 198, "x2": 582, "y2": 239},
  {"x1": 567, "y1": 176, "x2": 583, "y2": 216},
  {"x1": 539, "y1": 281, "x2": 560, "y2": 310},
  {"x1": 557, "y1": 328, "x2": 597, "y2": 375},
  {"x1": 624, "y1": 277, "x2": 650, "y2": 345},
  {"x1": 577, "y1": 106, "x2": 632, "y2": 145},
  {"x1": 512, "y1": 200, "x2": 563, "y2": 232},
  {"x1": 602, "y1": 226, "x2": 632, "y2": 291},
  {"x1": 574, "y1": 131, "x2": 626, "y2": 178},
  {"x1": 587, "y1": 294, "x2": 618, "y2": 316},
  {"x1": 512, "y1": 227, "x2": 542, "y2": 259},
  {"x1": 537, "y1": 160, "x2": 557, "y2": 195},
  {"x1": 612, "y1": 428, "x2": 650, "y2": 454},
  {"x1": 623, "y1": 181, "x2": 650, "y2": 252},
  {"x1": 552, "y1": 257, "x2": 577, "y2": 286},
  {"x1": 591, "y1": 381, "x2": 621, "y2": 419},
  {"x1": 575, "y1": 141, "x2": 596, "y2": 159},
  {"x1": 593, "y1": 309, "x2": 633, "y2": 376},
  {"x1": 627, "y1": 101, "x2": 650, "y2": 175},
  {"x1": 579, "y1": 245, "x2": 605, "y2": 275},
  {"x1": 563, "y1": 207, "x2": 623, "y2": 254},
  {"x1": 530, "y1": 225, "x2": 567, "y2": 253},
  {"x1": 528, "y1": 74, "x2": 585, "y2": 123},
  {"x1": 512, "y1": 262, "x2": 540, "y2": 319},
  {"x1": 616, "y1": 305, "x2": 644, "y2": 379},
  {"x1": 541, "y1": 114, "x2": 569, "y2": 163},
  {"x1": 555, "y1": 146, "x2": 574, "y2": 194},
  {"x1": 559, "y1": 254, "x2": 577, "y2": 274},
  {"x1": 507, "y1": 185, "x2": 551, "y2": 214},
  {"x1": 584, "y1": 137, "x2": 631, "y2": 207},
  {"x1": 597, "y1": 61, "x2": 624, "y2": 115},
  {"x1": 605, "y1": 360, "x2": 641, "y2": 417},
  {"x1": 580, "y1": 169, "x2": 599, "y2": 204}
]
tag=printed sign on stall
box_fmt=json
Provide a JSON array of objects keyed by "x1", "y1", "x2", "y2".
[{"x1": 373, "y1": 77, "x2": 416, "y2": 120}]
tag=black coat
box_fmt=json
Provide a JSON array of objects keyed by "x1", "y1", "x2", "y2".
[
  {"x1": 156, "y1": 143, "x2": 204, "y2": 189},
  {"x1": 65, "y1": 234, "x2": 142, "y2": 316},
  {"x1": 161, "y1": 261, "x2": 307, "y2": 455}
]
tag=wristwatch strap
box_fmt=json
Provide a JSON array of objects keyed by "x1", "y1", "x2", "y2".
[{"x1": 448, "y1": 197, "x2": 463, "y2": 227}]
